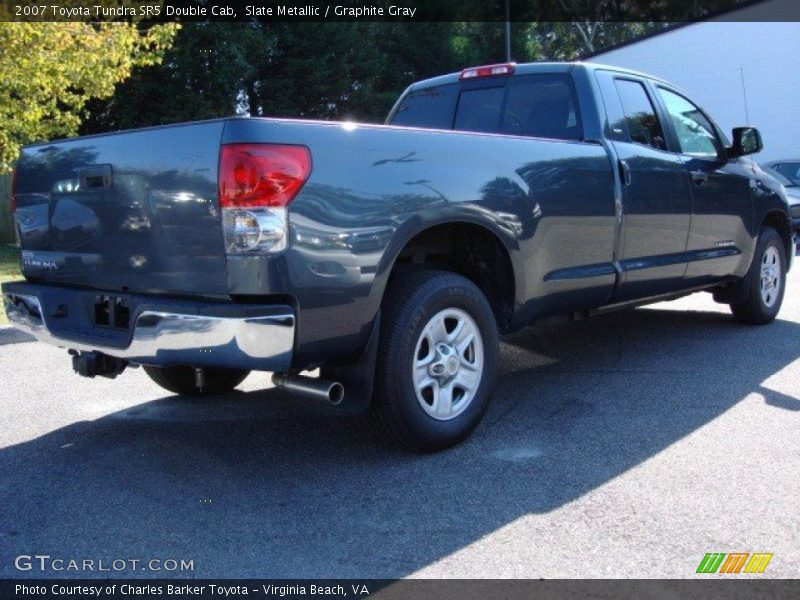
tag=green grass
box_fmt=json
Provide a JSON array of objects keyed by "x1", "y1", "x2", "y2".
[{"x1": 0, "y1": 245, "x2": 22, "y2": 326}]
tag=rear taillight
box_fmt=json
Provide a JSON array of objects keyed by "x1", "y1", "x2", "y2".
[
  {"x1": 219, "y1": 144, "x2": 311, "y2": 208},
  {"x1": 218, "y1": 144, "x2": 311, "y2": 254},
  {"x1": 459, "y1": 63, "x2": 516, "y2": 80},
  {"x1": 10, "y1": 167, "x2": 18, "y2": 213}
]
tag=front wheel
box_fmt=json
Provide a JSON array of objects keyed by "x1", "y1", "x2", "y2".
[
  {"x1": 368, "y1": 270, "x2": 499, "y2": 452},
  {"x1": 730, "y1": 226, "x2": 787, "y2": 325},
  {"x1": 143, "y1": 365, "x2": 250, "y2": 397}
]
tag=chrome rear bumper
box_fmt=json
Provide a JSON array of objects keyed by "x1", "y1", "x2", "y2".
[{"x1": 3, "y1": 288, "x2": 294, "y2": 371}]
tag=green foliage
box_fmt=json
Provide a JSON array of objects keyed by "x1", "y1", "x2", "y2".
[
  {"x1": 0, "y1": 22, "x2": 178, "y2": 172},
  {"x1": 82, "y1": 22, "x2": 527, "y2": 130},
  {"x1": 349, "y1": 23, "x2": 480, "y2": 120},
  {"x1": 2, "y1": 0, "x2": 750, "y2": 154},
  {"x1": 249, "y1": 23, "x2": 382, "y2": 119},
  {"x1": 80, "y1": 19, "x2": 679, "y2": 134},
  {"x1": 520, "y1": 22, "x2": 670, "y2": 59},
  {"x1": 0, "y1": 244, "x2": 22, "y2": 324},
  {"x1": 84, "y1": 23, "x2": 262, "y2": 130},
  {"x1": 0, "y1": 244, "x2": 20, "y2": 281}
]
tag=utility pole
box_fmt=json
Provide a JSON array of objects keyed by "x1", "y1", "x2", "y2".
[{"x1": 505, "y1": 0, "x2": 512, "y2": 62}]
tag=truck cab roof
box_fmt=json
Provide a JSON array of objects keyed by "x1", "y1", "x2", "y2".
[{"x1": 405, "y1": 61, "x2": 670, "y2": 93}]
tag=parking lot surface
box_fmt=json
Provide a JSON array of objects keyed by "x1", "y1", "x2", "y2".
[{"x1": 1, "y1": 265, "x2": 799, "y2": 578}]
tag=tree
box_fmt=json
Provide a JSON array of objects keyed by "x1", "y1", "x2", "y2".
[
  {"x1": 0, "y1": 22, "x2": 178, "y2": 172},
  {"x1": 84, "y1": 22, "x2": 394, "y2": 130},
  {"x1": 82, "y1": 22, "x2": 511, "y2": 129},
  {"x1": 518, "y1": 21, "x2": 669, "y2": 61},
  {"x1": 246, "y1": 22, "x2": 381, "y2": 120},
  {"x1": 349, "y1": 22, "x2": 470, "y2": 121},
  {"x1": 83, "y1": 23, "x2": 265, "y2": 133},
  {"x1": 78, "y1": 1, "x2": 746, "y2": 136}
]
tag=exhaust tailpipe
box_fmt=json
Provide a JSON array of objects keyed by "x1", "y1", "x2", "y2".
[{"x1": 272, "y1": 372, "x2": 344, "y2": 405}]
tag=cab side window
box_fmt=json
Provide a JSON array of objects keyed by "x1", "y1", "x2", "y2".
[
  {"x1": 614, "y1": 79, "x2": 667, "y2": 151},
  {"x1": 657, "y1": 87, "x2": 719, "y2": 158}
]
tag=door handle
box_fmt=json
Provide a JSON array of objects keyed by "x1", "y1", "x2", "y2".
[
  {"x1": 691, "y1": 171, "x2": 708, "y2": 186},
  {"x1": 619, "y1": 160, "x2": 632, "y2": 186}
]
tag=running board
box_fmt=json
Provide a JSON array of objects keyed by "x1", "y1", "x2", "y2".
[{"x1": 587, "y1": 283, "x2": 723, "y2": 317}]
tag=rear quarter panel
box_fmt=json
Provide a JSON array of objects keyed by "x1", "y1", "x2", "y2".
[{"x1": 222, "y1": 118, "x2": 616, "y2": 369}]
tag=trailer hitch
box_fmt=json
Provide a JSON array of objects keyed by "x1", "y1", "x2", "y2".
[{"x1": 69, "y1": 350, "x2": 128, "y2": 379}]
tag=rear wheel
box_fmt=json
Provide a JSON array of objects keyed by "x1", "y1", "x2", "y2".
[
  {"x1": 368, "y1": 270, "x2": 499, "y2": 452},
  {"x1": 143, "y1": 365, "x2": 249, "y2": 397},
  {"x1": 730, "y1": 226, "x2": 786, "y2": 325}
]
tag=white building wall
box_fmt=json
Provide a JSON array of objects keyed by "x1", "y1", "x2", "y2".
[{"x1": 587, "y1": 0, "x2": 800, "y2": 162}]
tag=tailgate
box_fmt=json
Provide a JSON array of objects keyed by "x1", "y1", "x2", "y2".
[{"x1": 14, "y1": 120, "x2": 228, "y2": 296}]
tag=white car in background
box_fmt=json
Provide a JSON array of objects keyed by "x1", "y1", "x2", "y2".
[{"x1": 763, "y1": 160, "x2": 800, "y2": 236}]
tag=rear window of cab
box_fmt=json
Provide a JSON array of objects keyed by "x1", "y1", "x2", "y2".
[{"x1": 389, "y1": 73, "x2": 583, "y2": 141}]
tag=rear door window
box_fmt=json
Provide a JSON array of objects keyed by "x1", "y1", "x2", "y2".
[{"x1": 614, "y1": 79, "x2": 667, "y2": 151}]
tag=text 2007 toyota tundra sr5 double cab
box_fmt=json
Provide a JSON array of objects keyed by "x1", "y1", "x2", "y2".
[{"x1": 3, "y1": 62, "x2": 793, "y2": 451}]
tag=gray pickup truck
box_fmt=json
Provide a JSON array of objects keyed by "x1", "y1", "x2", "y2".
[{"x1": 3, "y1": 62, "x2": 793, "y2": 450}]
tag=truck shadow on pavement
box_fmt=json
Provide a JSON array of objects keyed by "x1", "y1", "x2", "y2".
[{"x1": 1, "y1": 306, "x2": 799, "y2": 578}]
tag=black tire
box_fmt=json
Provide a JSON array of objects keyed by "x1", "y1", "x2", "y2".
[
  {"x1": 730, "y1": 226, "x2": 786, "y2": 325},
  {"x1": 368, "y1": 270, "x2": 499, "y2": 452},
  {"x1": 143, "y1": 365, "x2": 250, "y2": 397}
]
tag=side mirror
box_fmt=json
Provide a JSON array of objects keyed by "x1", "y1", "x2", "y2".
[{"x1": 728, "y1": 127, "x2": 763, "y2": 158}]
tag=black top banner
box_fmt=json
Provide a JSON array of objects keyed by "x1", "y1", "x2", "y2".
[{"x1": 1, "y1": 0, "x2": 799, "y2": 23}]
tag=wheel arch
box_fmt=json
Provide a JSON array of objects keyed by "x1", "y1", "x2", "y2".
[
  {"x1": 761, "y1": 209, "x2": 794, "y2": 269},
  {"x1": 376, "y1": 217, "x2": 521, "y2": 333}
]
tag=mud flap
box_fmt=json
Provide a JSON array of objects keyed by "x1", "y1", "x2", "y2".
[
  {"x1": 320, "y1": 311, "x2": 381, "y2": 415},
  {"x1": 712, "y1": 271, "x2": 751, "y2": 305}
]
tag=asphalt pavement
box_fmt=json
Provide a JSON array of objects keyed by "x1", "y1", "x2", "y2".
[{"x1": 1, "y1": 263, "x2": 799, "y2": 579}]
